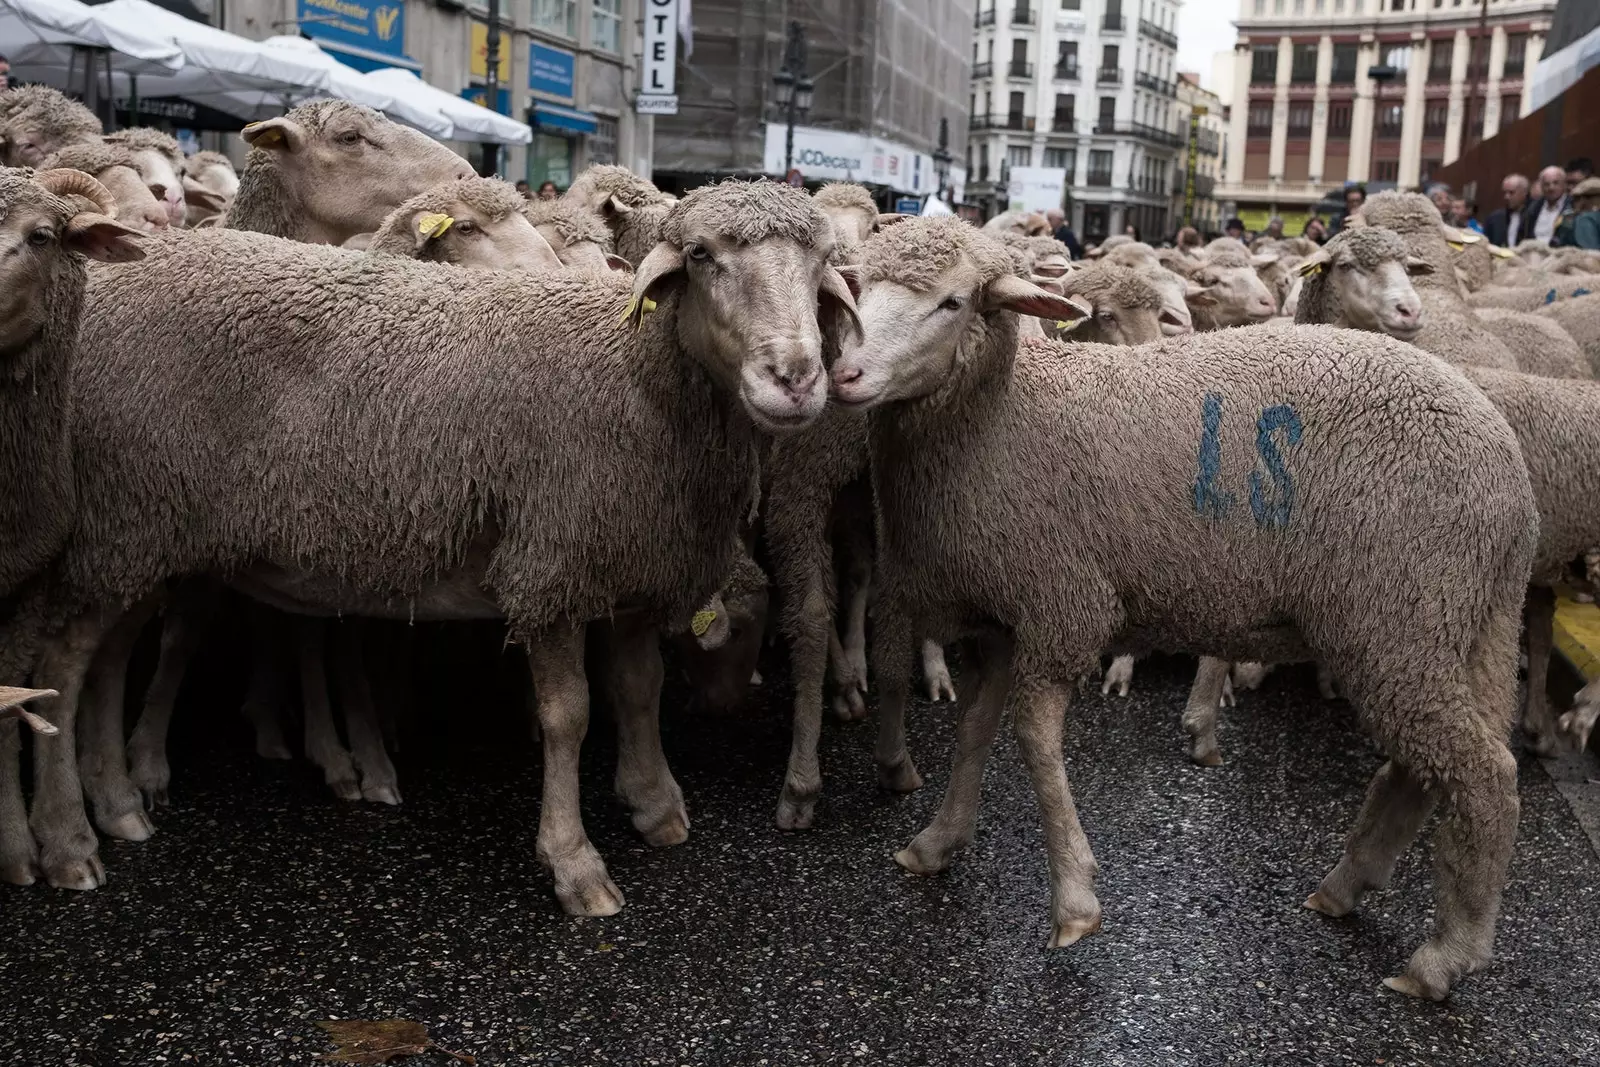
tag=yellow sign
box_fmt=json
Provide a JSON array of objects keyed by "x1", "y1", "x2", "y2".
[{"x1": 471, "y1": 21, "x2": 512, "y2": 82}]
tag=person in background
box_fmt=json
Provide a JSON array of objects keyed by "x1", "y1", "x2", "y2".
[
  {"x1": 1046, "y1": 208, "x2": 1083, "y2": 259},
  {"x1": 1265, "y1": 216, "x2": 1285, "y2": 239},
  {"x1": 536, "y1": 180, "x2": 559, "y2": 201},
  {"x1": 1175, "y1": 226, "x2": 1203, "y2": 253},
  {"x1": 1450, "y1": 197, "x2": 1484, "y2": 233},
  {"x1": 1331, "y1": 184, "x2": 1365, "y2": 234},
  {"x1": 1567, "y1": 157, "x2": 1594, "y2": 189},
  {"x1": 1532, "y1": 164, "x2": 1571, "y2": 243},
  {"x1": 514, "y1": 180, "x2": 531, "y2": 199},
  {"x1": 1426, "y1": 183, "x2": 1454, "y2": 221},
  {"x1": 1569, "y1": 176, "x2": 1600, "y2": 250},
  {"x1": 1124, "y1": 223, "x2": 1140, "y2": 240},
  {"x1": 1484, "y1": 173, "x2": 1531, "y2": 246},
  {"x1": 1304, "y1": 216, "x2": 1329, "y2": 244},
  {"x1": 0, "y1": 53, "x2": 10, "y2": 91},
  {"x1": 1224, "y1": 217, "x2": 1247, "y2": 244}
]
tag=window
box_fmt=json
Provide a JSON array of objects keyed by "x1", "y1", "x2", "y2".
[
  {"x1": 1043, "y1": 147, "x2": 1075, "y2": 172},
  {"x1": 1505, "y1": 33, "x2": 1527, "y2": 77},
  {"x1": 1061, "y1": 0, "x2": 1081, "y2": 8},
  {"x1": 1502, "y1": 93, "x2": 1521, "y2": 123},
  {"x1": 1103, "y1": 44, "x2": 1119, "y2": 69},
  {"x1": 1012, "y1": 39, "x2": 1028, "y2": 64},
  {"x1": 1382, "y1": 45, "x2": 1411, "y2": 71},
  {"x1": 591, "y1": 0, "x2": 621, "y2": 53},
  {"x1": 1287, "y1": 102, "x2": 1312, "y2": 134},
  {"x1": 978, "y1": 144, "x2": 990, "y2": 182},
  {"x1": 1467, "y1": 35, "x2": 1488, "y2": 79},
  {"x1": 1465, "y1": 98, "x2": 1484, "y2": 140},
  {"x1": 1007, "y1": 144, "x2": 1033, "y2": 167},
  {"x1": 1423, "y1": 101, "x2": 1448, "y2": 135},
  {"x1": 1291, "y1": 43, "x2": 1318, "y2": 83},
  {"x1": 1389, "y1": 0, "x2": 1403, "y2": 10},
  {"x1": 1376, "y1": 102, "x2": 1403, "y2": 138},
  {"x1": 532, "y1": 0, "x2": 576, "y2": 37},
  {"x1": 1088, "y1": 149, "x2": 1114, "y2": 186},
  {"x1": 1247, "y1": 101, "x2": 1274, "y2": 134},
  {"x1": 1421, "y1": 158, "x2": 1441, "y2": 181},
  {"x1": 1328, "y1": 101, "x2": 1352, "y2": 135},
  {"x1": 1294, "y1": 0, "x2": 1304, "y2": 11},
  {"x1": 1254, "y1": 0, "x2": 1264, "y2": 11},
  {"x1": 1427, "y1": 41, "x2": 1453, "y2": 83},
  {"x1": 1098, "y1": 95, "x2": 1116, "y2": 127},
  {"x1": 1374, "y1": 159, "x2": 1399, "y2": 181},
  {"x1": 529, "y1": 132, "x2": 574, "y2": 188},
  {"x1": 1058, "y1": 41, "x2": 1079, "y2": 77},
  {"x1": 1009, "y1": 90, "x2": 1026, "y2": 119},
  {"x1": 1251, "y1": 45, "x2": 1278, "y2": 85},
  {"x1": 1330, "y1": 43, "x2": 1358, "y2": 83},
  {"x1": 589, "y1": 117, "x2": 617, "y2": 164},
  {"x1": 1054, "y1": 93, "x2": 1076, "y2": 127}
]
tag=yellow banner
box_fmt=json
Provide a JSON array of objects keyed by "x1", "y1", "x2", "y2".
[{"x1": 471, "y1": 21, "x2": 512, "y2": 82}]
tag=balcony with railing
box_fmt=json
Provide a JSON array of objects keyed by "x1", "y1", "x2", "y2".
[
  {"x1": 1102, "y1": 14, "x2": 1125, "y2": 32},
  {"x1": 1172, "y1": 172, "x2": 1217, "y2": 198},
  {"x1": 1054, "y1": 62, "x2": 1080, "y2": 82},
  {"x1": 971, "y1": 61, "x2": 993, "y2": 79},
  {"x1": 1135, "y1": 71, "x2": 1175, "y2": 96},
  {"x1": 975, "y1": 7, "x2": 995, "y2": 27},
  {"x1": 1138, "y1": 18, "x2": 1177, "y2": 50},
  {"x1": 1011, "y1": 5, "x2": 1036, "y2": 25},
  {"x1": 1008, "y1": 60, "x2": 1034, "y2": 79},
  {"x1": 1086, "y1": 166, "x2": 1115, "y2": 187},
  {"x1": 1093, "y1": 120, "x2": 1183, "y2": 149},
  {"x1": 970, "y1": 113, "x2": 1037, "y2": 131},
  {"x1": 1097, "y1": 67, "x2": 1123, "y2": 85},
  {"x1": 1051, "y1": 114, "x2": 1077, "y2": 133}
]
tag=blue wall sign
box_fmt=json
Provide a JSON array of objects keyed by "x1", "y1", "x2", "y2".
[
  {"x1": 894, "y1": 196, "x2": 922, "y2": 214},
  {"x1": 530, "y1": 42, "x2": 576, "y2": 100},
  {"x1": 462, "y1": 86, "x2": 512, "y2": 118},
  {"x1": 297, "y1": 0, "x2": 407, "y2": 60}
]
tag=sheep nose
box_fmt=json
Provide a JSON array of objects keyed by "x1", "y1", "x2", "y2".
[
  {"x1": 1394, "y1": 301, "x2": 1419, "y2": 322},
  {"x1": 833, "y1": 364, "x2": 863, "y2": 387},
  {"x1": 769, "y1": 361, "x2": 822, "y2": 403}
]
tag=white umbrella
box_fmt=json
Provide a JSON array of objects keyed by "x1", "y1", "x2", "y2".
[
  {"x1": 366, "y1": 67, "x2": 531, "y2": 145},
  {"x1": 89, "y1": 0, "x2": 336, "y2": 120},
  {"x1": 225, "y1": 36, "x2": 451, "y2": 138},
  {"x1": 0, "y1": 0, "x2": 183, "y2": 76}
]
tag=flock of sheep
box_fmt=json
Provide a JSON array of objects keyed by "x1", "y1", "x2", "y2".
[{"x1": 4, "y1": 80, "x2": 1600, "y2": 1006}]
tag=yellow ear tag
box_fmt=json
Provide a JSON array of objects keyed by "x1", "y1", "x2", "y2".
[
  {"x1": 1491, "y1": 246, "x2": 1514, "y2": 259},
  {"x1": 617, "y1": 295, "x2": 641, "y2": 329},
  {"x1": 641, "y1": 296, "x2": 658, "y2": 314},
  {"x1": 1297, "y1": 261, "x2": 1325, "y2": 277},
  {"x1": 1459, "y1": 232, "x2": 1482, "y2": 244},
  {"x1": 416, "y1": 213, "x2": 454, "y2": 240},
  {"x1": 1446, "y1": 240, "x2": 1465, "y2": 251},
  {"x1": 691, "y1": 610, "x2": 716, "y2": 637}
]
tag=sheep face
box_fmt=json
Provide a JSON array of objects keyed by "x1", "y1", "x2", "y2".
[
  {"x1": 181, "y1": 154, "x2": 238, "y2": 227},
  {"x1": 1302, "y1": 230, "x2": 1430, "y2": 340},
  {"x1": 0, "y1": 168, "x2": 143, "y2": 355},
  {"x1": 1187, "y1": 259, "x2": 1278, "y2": 325},
  {"x1": 240, "y1": 103, "x2": 473, "y2": 243},
  {"x1": 531, "y1": 223, "x2": 626, "y2": 273},
  {"x1": 124, "y1": 146, "x2": 185, "y2": 228},
  {"x1": 401, "y1": 202, "x2": 562, "y2": 272},
  {"x1": 1141, "y1": 268, "x2": 1196, "y2": 335},
  {"x1": 93, "y1": 163, "x2": 174, "y2": 232},
  {"x1": 831, "y1": 230, "x2": 1088, "y2": 409},
  {"x1": 676, "y1": 582, "x2": 770, "y2": 716}
]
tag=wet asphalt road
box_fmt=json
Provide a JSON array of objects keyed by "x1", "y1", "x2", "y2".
[{"x1": 1, "y1": 646, "x2": 1598, "y2": 1067}]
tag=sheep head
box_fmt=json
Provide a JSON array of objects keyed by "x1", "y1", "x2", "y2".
[
  {"x1": 812, "y1": 181, "x2": 907, "y2": 244},
  {"x1": 39, "y1": 140, "x2": 172, "y2": 232},
  {"x1": 0, "y1": 167, "x2": 144, "y2": 356},
  {"x1": 181, "y1": 151, "x2": 238, "y2": 227},
  {"x1": 1186, "y1": 248, "x2": 1278, "y2": 325},
  {"x1": 522, "y1": 198, "x2": 630, "y2": 273},
  {"x1": 1059, "y1": 263, "x2": 1175, "y2": 346},
  {"x1": 830, "y1": 218, "x2": 1089, "y2": 409},
  {"x1": 105, "y1": 128, "x2": 187, "y2": 227},
  {"x1": 625, "y1": 179, "x2": 857, "y2": 433},
  {"x1": 1292, "y1": 228, "x2": 1428, "y2": 340},
  {"x1": 0, "y1": 86, "x2": 102, "y2": 168},
  {"x1": 235, "y1": 101, "x2": 473, "y2": 244},
  {"x1": 368, "y1": 178, "x2": 562, "y2": 272}
]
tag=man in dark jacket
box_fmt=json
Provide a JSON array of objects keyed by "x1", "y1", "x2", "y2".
[
  {"x1": 1046, "y1": 208, "x2": 1083, "y2": 259},
  {"x1": 1484, "y1": 173, "x2": 1535, "y2": 247}
]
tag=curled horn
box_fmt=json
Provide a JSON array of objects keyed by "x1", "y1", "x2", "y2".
[{"x1": 33, "y1": 168, "x2": 118, "y2": 216}]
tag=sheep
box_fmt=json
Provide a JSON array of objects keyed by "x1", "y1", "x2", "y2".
[
  {"x1": 812, "y1": 182, "x2": 908, "y2": 246},
  {"x1": 1055, "y1": 262, "x2": 1171, "y2": 345},
  {"x1": 1297, "y1": 228, "x2": 1600, "y2": 757},
  {"x1": 561, "y1": 163, "x2": 676, "y2": 266},
  {"x1": 0, "y1": 166, "x2": 144, "y2": 885},
  {"x1": 104, "y1": 128, "x2": 187, "y2": 228},
  {"x1": 181, "y1": 151, "x2": 238, "y2": 228},
  {"x1": 522, "y1": 197, "x2": 628, "y2": 272},
  {"x1": 1185, "y1": 246, "x2": 1278, "y2": 328},
  {"x1": 1537, "y1": 291, "x2": 1600, "y2": 376},
  {"x1": 1475, "y1": 308, "x2": 1593, "y2": 379},
  {"x1": 1352, "y1": 192, "x2": 1521, "y2": 370},
  {"x1": 0, "y1": 86, "x2": 101, "y2": 167},
  {"x1": 830, "y1": 216, "x2": 1536, "y2": 1001},
  {"x1": 38, "y1": 140, "x2": 172, "y2": 232},
  {"x1": 983, "y1": 209, "x2": 1052, "y2": 238},
  {"x1": 223, "y1": 101, "x2": 474, "y2": 244},
  {"x1": 367, "y1": 178, "x2": 563, "y2": 271},
  {"x1": 20, "y1": 180, "x2": 855, "y2": 908}
]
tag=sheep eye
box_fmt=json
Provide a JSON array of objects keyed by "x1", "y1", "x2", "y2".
[
  {"x1": 686, "y1": 244, "x2": 711, "y2": 262},
  {"x1": 1336, "y1": 260, "x2": 1355, "y2": 271},
  {"x1": 1096, "y1": 310, "x2": 1115, "y2": 323},
  {"x1": 337, "y1": 131, "x2": 362, "y2": 146},
  {"x1": 939, "y1": 296, "x2": 964, "y2": 311},
  {"x1": 455, "y1": 221, "x2": 477, "y2": 235},
  {"x1": 27, "y1": 228, "x2": 53, "y2": 247}
]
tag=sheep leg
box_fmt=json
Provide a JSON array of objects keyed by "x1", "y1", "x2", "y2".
[
  {"x1": 528, "y1": 623, "x2": 623, "y2": 916},
  {"x1": 239, "y1": 603, "x2": 293, "y2": 760},
  {"x1": 1520, "y1": 585, "x2": 1558, "y2": 755},
  {"x1": 1558, "y1": 677, "x2": 1600, "y2": 752},
  {"x1": 838, "y1": 566, "x2": 871, "y2": 692},
  {"x1": 1181, "y1": 656, "x2": 1232, "y2": 767},
  {"x1": 1305, "y1": 760, "x2": 1436, "y2": 919},
  {"x1": 1013, "y1": 678, "x2": 1102, "y2": 948},
  {"x1": 0, "y1": 718, "x2": 36, "y2": 885},
  {"x1": 604, "y1": 617, "x2": 686, "y2": 846},
  {"x1": 79, "y1": 600, "x2": 157, "y2": 842},
  {"x1": 1100, "y1": 654, "x2": 1134, "y2": 697},
  {"x1": 31, "y1": 607, "x2": 120, "y2": 890},
  {"x1": 872, "y1": 613, "x2": 924, "y2": 794},
  {"x1": 921, "y1": 638, "x2": 957, "y2": 702},
  {"x1": 128, "y1": 583, "x2": 223, "y2": 807},
  {"x1": 826, "y1": 628, "x2": 866, "y2": 722},
  {"x1": 297, "y1": 617, "x2": 360, "y2": 801},
  {"x1": 332, "y1": 622, "x2": 401, "y2": 806},
  {"x1": 896, "y1": 634, "x2": 1013, "y2": 874},
  {"x1": 777, "y1": 574, "x2": 833, "y2": 830}
]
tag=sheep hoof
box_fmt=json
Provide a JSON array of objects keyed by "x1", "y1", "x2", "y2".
[
  {"x1": 100, "y1": 810, "x2": 155, "y2": 842},
  {"x1": 328, "y1": 778, "x2": 362, "y2": 802},
  {"x1": 1188, "y1": 745, "x2": 1224, "y2": 768},
  {"x1": 1381, "y1": 974, "x2": 1445, "y2": 1001},
  {"x1": 830, "y1": 689, "x2": 868, "y2": 722},
  {"x1": 256, "y1": 740, "x2": 293, "y2": 761},
  {"x1": 893, "y1": 844, "x2": 947, "y2": 876},
  {"x1": 0, "y1": 854, "x2": 39, "y2": 886},
  {"x1": 1558, "y1": 708, "x2": 1598, "y2": 752},
  {"x1": 1047, "y1": 913, "x2": 1103, "y2": 949},
  {"x1": 877, "y1": 756, "x2": 923, "y2": 793},
  {"x1": 1302, "y1": 890, "x2": 1352, "y2": 918},
  {"x1": 554, "y1": 874, "x2": 625, "y2": 917},
  {"x1": 775, "y1": 789, "x2": 818, "y2": 831},
  {"x1": 140, "y1": 785, "x2": 170, "y2": 810},
  {"x1": 638, "y1": 810, "x2": 690, "y2": 847},
  {"x1": 362, "y1": 783, "x2": 403, "y2": 807},
  {"x1": 44, "y1": 854, "x2": 105, "y2": 891}
]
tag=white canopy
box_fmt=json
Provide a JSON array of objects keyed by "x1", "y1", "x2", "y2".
[
  {"x1": 87, "y1": 0, "x2": 336, "y2": 120},
  {"x1": 1529, "y1": 23, "x2": 1600, "y2": 115},
  {"x1": 0, "y1": 0, "x2": 184, "y2": 77},
  {"x1": 223, "y1": 36, "x2": 451, "y2": 138},
  {"x1": 366, "y1": 67, "x2": 531, "y2": 145}
]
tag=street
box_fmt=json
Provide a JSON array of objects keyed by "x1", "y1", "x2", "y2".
[{"x1": 2, "y1": 649, "x2": 1597, "y2": 1066}]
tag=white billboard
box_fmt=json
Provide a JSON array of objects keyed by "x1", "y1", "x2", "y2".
[{"x1": 1007, "y1": 166, "x2": 1068, "y2": 214}]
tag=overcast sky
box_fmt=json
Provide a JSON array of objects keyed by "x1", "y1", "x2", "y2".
[{"x1": 1177, "y1": 0, "x2": 1241, "y2": 90}]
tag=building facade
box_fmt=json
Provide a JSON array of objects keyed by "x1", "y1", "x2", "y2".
[
  {"x1": 1219, "y1": 0, "x2": 1560, "y2": 225},
  {"x1": 222, "y1": 0, "x2": 651, "y2": 186},
  {"x1": 1172, "y1": 72, "x2": 1228, "y2": 234},
  {"x1": 648, "y1": 1, "x2": 972, "y2": 205},
  {"x1": 965, "y1": 0, "x2": 1183, "y2": 241}
]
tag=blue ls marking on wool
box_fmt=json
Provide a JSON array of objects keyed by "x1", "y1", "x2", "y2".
[
  {"x1": 1249, "y1": 404, "x2": 1303, "y2": 527},
  {"x1": 1193, "y1": 392, "x2": 1234, "y2": 519},
  {"x1": 1576, "y1": 288, "x2": 1592, "y2": 298},
  {"x1": 1546, "y1": 288, "x2": 1558, "y2": 305}
]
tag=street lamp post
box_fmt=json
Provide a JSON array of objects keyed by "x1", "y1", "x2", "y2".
[
  {"x1": 773, "y1": 21, "x2": 814, "y2": 176},
  {"x1": 932, "y1": 116, "x2": 953, "y2": 204},
  {"x1": 1367, "y1": 56, "x2": 1399, "y2": 190}
]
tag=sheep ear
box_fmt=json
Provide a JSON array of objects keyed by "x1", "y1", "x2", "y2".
[
  {"x1": 240, "y1": 117, "x2": 305, "y2": 154},
  {"x1": 1250, "y1": 252, "x2": 1281, "y2": 268},
  {"x1": 1440, "y1": 225, "x2": 1481, "y2": 246},
  {"x1": 1185, "y1": 282, "x2": 1218, "y2": 306},
  {"x1": 984, "y1": 273, "x2": 1090, "y2": 321},
  {"x1": 604, "y1": 253, "x2": 634, "y2": 273},
  {"x1": 1295, "y1": 249, "x2": 1332, "y2": 277},
  {"x1": 412, "y1": 211, "x2": 454, "y2": 249},
  {"x1": 1404, "y1": 256, "x2": 1435, "y2": 276},
  {"x1": 624, "y1": 241, "x2": 684, "y2": 326},
  {"x1": 181, "y1": 179, "x2": 228, "y2": 212},
  {"x1": 819, "y1": 265, "x2": 864, "y2": 340},
  {"x1": 1085, "y1": 245, "x2": 1106, "y2": 259},
  {"x1": 832, "y1": 262, "x2": 864, "y2": 300},
  {"x1": 65, "y1": 214, "x2": 146, "y2": 263},
  {"x1": 603, "y1": 194, "x2": 634, "y2": 218},
  {"x1": 1158, "y1": 308, "x2": 1190, "y2": 331},
  {"x1": 874, "y1": 212, "x2": 911, "y2": 231},
  {"x1": 342, "y1": 232, "x2": 375, "y2": 251},
  {"x1": 690, "y1": 598, "x2": 730, "y2": 651}
]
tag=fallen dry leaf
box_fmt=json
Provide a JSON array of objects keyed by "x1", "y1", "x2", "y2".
[{"x1": 316, "y1": 1019, "x2": 475, "y2": 1065}]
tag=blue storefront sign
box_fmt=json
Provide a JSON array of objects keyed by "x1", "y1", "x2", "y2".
[
  {"x1": 462, "y1": 85, "x2": 512, "y2": 118},
  {"x1": 894, "y1": 196, "x2": 922, "y2": 214},
  {"x1": 298, "y1": 0, "x2": 418, "y2": 72},
  {"x1": 529, "y1": 42, "x2": 575, "y2": 101}
]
